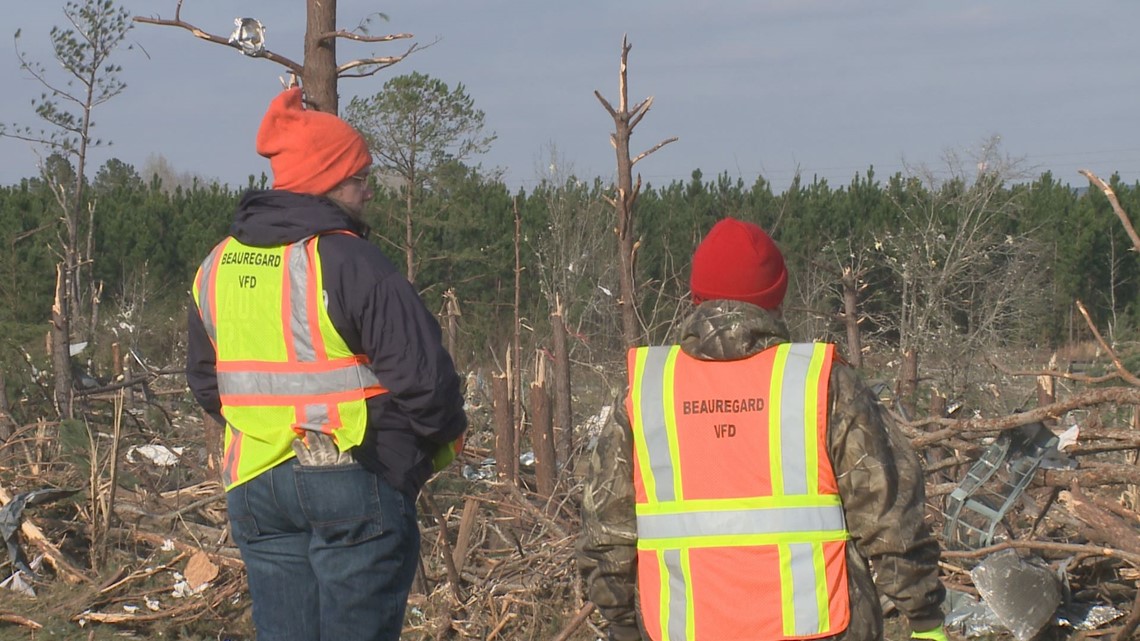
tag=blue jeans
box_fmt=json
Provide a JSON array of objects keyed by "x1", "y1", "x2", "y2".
[{"x1": 226, "y1": 460, "x2": 419, "y2": 641}]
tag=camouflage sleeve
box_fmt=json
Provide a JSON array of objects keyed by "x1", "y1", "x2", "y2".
[
  {"x1": 827, "y1": 365, "x2": 946, "y2": 633},
  {"x1": 576, "y1": 401, "x2": 643, "y2": 641}
]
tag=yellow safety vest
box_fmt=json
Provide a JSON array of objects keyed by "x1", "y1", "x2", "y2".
[
  {"x1": 627, "y1": 342, "x2": 850, "y2": 641},
  {"x1": 192, "y1": 234, "x2": 386, "y2": 490}
]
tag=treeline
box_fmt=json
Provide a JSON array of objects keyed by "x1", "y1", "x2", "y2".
[{"x1": 1, "y1": 154, "x2": 1137, "y2": 400}]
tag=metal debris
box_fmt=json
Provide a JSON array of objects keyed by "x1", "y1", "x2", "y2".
[
  {"x1": 228, "y1": 18, "x2": 266, "y2": 57},
  {"x1": 970, "y1": 549, "x2": 1062, "y2": 641}
]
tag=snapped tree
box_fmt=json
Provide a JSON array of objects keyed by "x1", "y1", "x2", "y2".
[
  {"x1": 3, "y1": 0, "x2": 133, "y2": 419},
  {"x1": 595, "y1": 36, "x2": 677, "y2": 348}
]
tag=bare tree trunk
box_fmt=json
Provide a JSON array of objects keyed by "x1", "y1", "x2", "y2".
[
  {"x1": 0, "y1": 370, "x2": 13, "y2": 442},
  {"x1": 203, "y1": 411, "x2": 223, "y2": 475},
  {"x1": 841, "y1": 267, "x2": 862, "y2": 368},
  {"x1": 897, "y1": 348, "x2": 917, "y2": 418},
  {"x1": 121, "y1": 345, "x2": 134, "y2": 413},
  {"x1": 303, "y1": 0, "x2": 338, "y2": 114},
  {"x1": 444, "y1": 288, "x2": 461, "y2": 367},
  {"x1": 614, "y1": 133, "x2": 637, "y2": 348},
  {"x1": 89, "y1": 280, "x2": 103, "y2": 347},
  {"x1": 532, "y1": 366, "x2": 555, "y2": 498},
  {"x1": 51, "y1": 264, "x2": 73, "y2": 419},
  {"x1": 595, "y1": 36, "x2": 677, "y2": 349},
  {"x1": 926, "y1": 393, "x2": 948, "y2": 484},
  {"x1": 404, "y1": 186, "x2": 416, "y2": 284},
  {"x1": 512, "y1": 200, "x2": 523, "y2": 456},
  {"x1": 1038, "y1": 352, "x2": 1057, "y2": 411},
  {"x1": 551, "y1": 297, "x2": 573, "y2": 469},
  {"x1": 111, "y1": 342, "x2": 121, "y2": 380},
  {"x1": 492, "y1": 373, "x2": 515, "y2": 486}
]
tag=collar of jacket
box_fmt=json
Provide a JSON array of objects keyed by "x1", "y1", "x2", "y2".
[
  {"x1": 229, "y1": 189, "x2": 370, "y2": 247},
  {"x1": 677, "y1": 300, "x2": 791, "y2": 362}
]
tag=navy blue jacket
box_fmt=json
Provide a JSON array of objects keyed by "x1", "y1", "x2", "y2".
[{"x1": 186, "y1": 190, "x2": 467, "y2": 495}]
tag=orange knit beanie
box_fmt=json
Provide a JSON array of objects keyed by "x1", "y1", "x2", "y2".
[{"x1": 255, "y1": 88, "x2": 372, "y2": 196}]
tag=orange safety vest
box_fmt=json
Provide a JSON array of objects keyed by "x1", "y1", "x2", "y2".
[
  {"x1": 626, "y1": 342, "x2": 849, "y2": 641},
  {"x1": 192, "y1": 233, "x2": 387, "y2": 490}
]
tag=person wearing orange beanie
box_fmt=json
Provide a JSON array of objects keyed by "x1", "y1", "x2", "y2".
[
  {"x1": 255, "y1": 87, "x2": 373, "y2": 198},
  {"x1": 187, "y1": 87, "x2": 467, "y2": 641},
  {"x1": 578, "y1": 217, "x2": 946, "y2": 641}
]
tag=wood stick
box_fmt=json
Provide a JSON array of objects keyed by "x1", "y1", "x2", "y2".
[
  {"x1": 452, "y1": 497, "x2": 480, "y2": 573},
  {"x1": 550, "y1": 601, "x2": 596, "y2": 641},
  {"x1": 0, "y1": 612, "x2": 42, "y2": 629}
]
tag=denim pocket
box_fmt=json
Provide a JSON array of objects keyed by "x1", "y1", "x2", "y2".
[
  {"x1": 295, "y1": 464, "x2": 388, "y2": 546},
  {"x1": 225, "y1": 485, "x2": 262, "y2": 544}
]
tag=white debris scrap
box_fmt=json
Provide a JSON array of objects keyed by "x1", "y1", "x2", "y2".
[
  {"x1": 127, "y1": 444, "x2": 184, "y2": 467},
  {"x1": 1056, "y1": 424, "x2": 1080, "y2": 451}
]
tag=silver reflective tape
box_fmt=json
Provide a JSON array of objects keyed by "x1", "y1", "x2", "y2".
[
  {"x1": 295, "y1": 403, "x2": 330, "y2": 431},
  {"x1": 637, "y1": 504, "x2": 845, "y2": 540},
  {"x1": 663, "y1": 549, "x2": 688, "y2": 641},
  {"x1": 196, "y1": 243, "x2": 225, "y2": 342},
  {"x1": 789, "y1": 542, "x2": 822, "y2": 635},
  {"x1": 779, "y1": 344, "x2": 814, "y2": 494},
  {"x1": 638, "y1": 347, "x2": 676, "y2": 502},
  {"x1": 218, "y1": 364, "x2": 378, "y2": 398},
  {"x1": 287, "y1": 239, "x2": 317, "y2": 362}
]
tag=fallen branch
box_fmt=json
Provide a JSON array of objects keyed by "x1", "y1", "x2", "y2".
[
  {"x1": 0, "y1": 612, "x2": 42, "y2": 629},
  {"x1": 0, "y1": 484, "x2": 90, "y2": 585},
  {"x1": 550, "y1": 601, "x2": 596, "y2": 641},
  {"x1": 940, "y1": 539, "x2": 1140, "y2": 567}
]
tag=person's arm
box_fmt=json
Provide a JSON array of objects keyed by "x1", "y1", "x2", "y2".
[
  {"x1": 341, "y1": 246, "x2": 465, "y2": 445},
  {"x1": 577, "y1": 402, "x2": 643, "y2": 641},
  {"x1": 827, "y1": 366, "x2": 945, "y2": 633},
  {"x1": 185, "y1": 302, "x2": 225, "y2": 426},
  {"x1": 363, "y1": 273, "x2": 465, "y2": 444}
]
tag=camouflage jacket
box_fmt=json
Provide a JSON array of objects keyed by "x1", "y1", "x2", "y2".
[{"x1": 577, "y1": 301, "x2": 945, "y2": 641}]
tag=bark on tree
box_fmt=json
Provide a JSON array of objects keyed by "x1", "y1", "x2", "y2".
[
  {"x1": 898, "y1": 347, "x2": 918, "y2": 418},
  {"x1": 595, "y1": 36, "x2": 677, "y2": 348},
  {"x1": 303, "y1": 0, "x2": 338, "y2": 114},
  {"x1": 532, "y1": 375, "x2": 555, "y2": 498},
  {"x1": 0, "y1": 371, "x2": 13, "y2": 442},
  {"x1": 512, "y1": 200, "x2": 523, "y2": 452},
  {"x1": 202, "y1": 411, "x2": 223, "y2": 474},
  {"x1": 1037, "y1": 352, "x2": 1057, "y2": 411},
  {"x1": 443, "y1": 288, "x2": 461, "y2": 367},
  {"x1": 492, "y1": 373, "x2": 515, "y2": 486},
  {"x1": 551, "y1": 298, "x2": 573, "y2": 469},
  {"x1": 840, "y1": 266, "x2": 862, "y2": 368},
  {"x1": 51, "y1": 265, "x2": 73, "y2": 419}
]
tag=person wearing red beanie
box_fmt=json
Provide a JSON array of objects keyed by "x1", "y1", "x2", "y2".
[
  {"x1": 579, "y1": 218, "x2": 946, "y2": 641},
  {"x1": 187, "y1": 87, "x2": 467, "y2": 641},
  {"x1": 690, "y1": 217, "x2": 789, "y2": 310}
]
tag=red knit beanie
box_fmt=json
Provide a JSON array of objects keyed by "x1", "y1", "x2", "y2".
[
  {"x1": 690, "y1": 217, "x2": 788, "y2": 310},
  {"x1": 255, "y1": 88, "x2": 372, "y2": 196}
]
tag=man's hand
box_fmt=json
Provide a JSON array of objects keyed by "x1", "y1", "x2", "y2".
[
  {"x1": 291, "y1": 431, "x2": 354, "y2": 466},
  {"x1": 912, "y1": 625, "x2": 949, "y2": 641}
]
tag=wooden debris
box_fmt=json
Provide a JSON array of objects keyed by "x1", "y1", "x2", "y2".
[{"x1": 0, "y1": 612, "x2": 42, "y2": 629}]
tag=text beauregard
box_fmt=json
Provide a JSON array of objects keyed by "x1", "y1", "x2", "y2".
[
  {"x1": 681, "y1": 397, "x2": 765, "y2": 415},
  {"x1": 220, "y1": 251, "x2": 282, "y2": 268}
]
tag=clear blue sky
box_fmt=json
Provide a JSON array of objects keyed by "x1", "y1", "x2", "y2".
[{"x1": 3, "y1": 1, "x2": 1139, "y2": 193}]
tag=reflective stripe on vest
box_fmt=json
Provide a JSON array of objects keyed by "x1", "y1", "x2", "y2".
[
  {"x1": 192, "y1": 234, "x2": 386, "y2": 490},
  {"x1": 627, "y1": 343, "x2": 849, "y2": 641}
]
